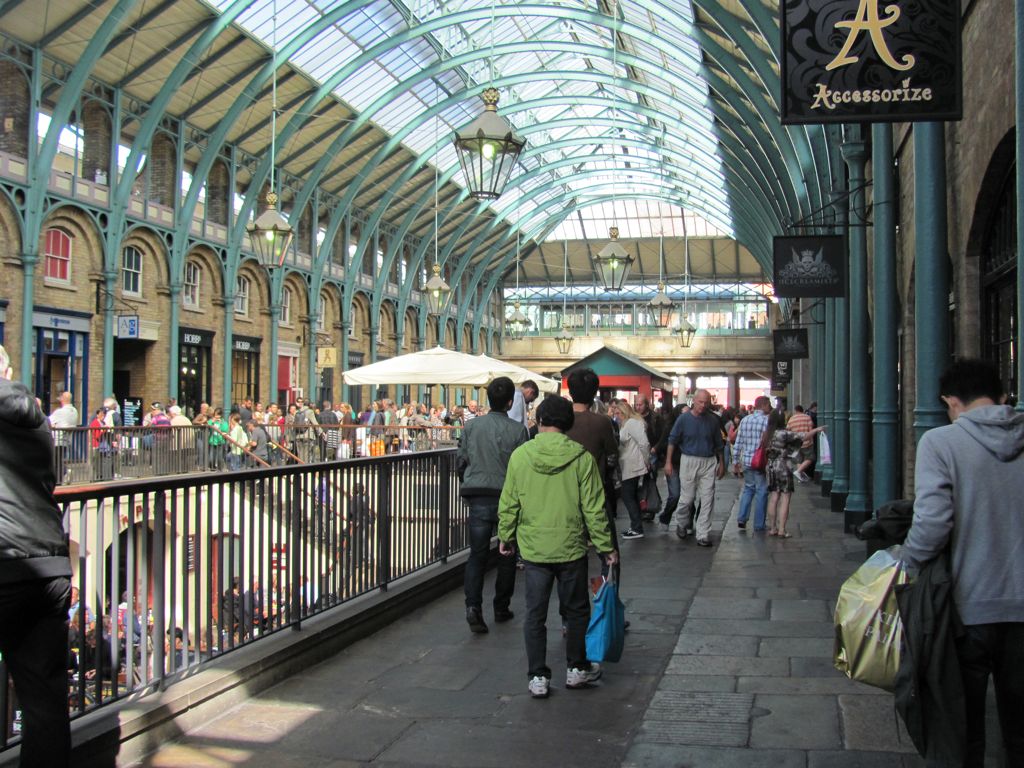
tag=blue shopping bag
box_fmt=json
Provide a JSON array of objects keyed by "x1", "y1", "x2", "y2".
[{"x1": 586, "y1": 573, "x2": 626, "y2": 663}]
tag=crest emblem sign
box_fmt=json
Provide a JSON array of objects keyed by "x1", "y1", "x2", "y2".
[{"x1": 773, "y1": 236, "x2": 846, "y2": 298}]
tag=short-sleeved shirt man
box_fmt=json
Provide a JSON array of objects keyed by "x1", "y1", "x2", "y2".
[
  {"x1": 786, "y1": 411, "x2": 814, "y2": 448},
  {"x1": 667, "y1": 410, "x2": 724, "y2": 458}
]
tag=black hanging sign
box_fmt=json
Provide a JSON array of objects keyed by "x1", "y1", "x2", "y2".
[
  {"x1": 774, "y1": 329, "x2": 810, "y2": 360},
  {"x1": 773, "y1": 359, "x2": 794, "y2": 383},
  {"x1": 780, "y1": 0, "x2": 962, "y2": 124},
  {"x1": 771, "y1": 376, "x2": 790, "y2": 392},
  {"x1": 773, "y1": 236, "x2": 846, "y2": 298}
]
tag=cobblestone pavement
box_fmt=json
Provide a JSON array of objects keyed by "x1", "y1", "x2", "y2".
[{"x1": 130, "y1": 477, "x2": 938, "y2": 767}]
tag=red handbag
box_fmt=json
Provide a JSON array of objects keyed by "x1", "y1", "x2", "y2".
[{"x1": 750, "y1": 437, "x2": 768, "y2": 471}]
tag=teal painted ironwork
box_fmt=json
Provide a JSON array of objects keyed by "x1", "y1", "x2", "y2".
[
  {"x1": 820, "y1": 296, "x2": 835, "y2": 487},
  {"x1": 18, "y1": 0, "x2": 139, "y2": 380},
  {"x1": 872, "y1": 124, "x2": 900, "y2": 507},
  {"x1": 841, "y1": 129, "x2": 870, "y2": 525},
  {"x1": 912, "y1": 122, "x2": 952, "y2": 445},
  {"x1": 1018, "y1": 1, "x2": 1024, "y2": 410},
  {"x1": 830, "y1": 187, "x2": 850, "y2": 511}
]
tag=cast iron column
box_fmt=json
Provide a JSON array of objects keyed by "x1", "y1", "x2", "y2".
[
  {"x1": 1017, "y1": 2, "x2": 1024, "y2": 410},
  {"x1": 842, "y1": 131, "x2": 871, "y2": 528},
  {"x1": 830, "y1": 189, "x2": 850, "y2": 512},
  {"x1": 872, "y1": 124, "x2": 901, "y2": 507},
  {"x1": 912, "y1": 123, "x2": 952, "y2": 444},
  {"x1": 820, "y1": 297, "x2": 835, "y2": 494}
]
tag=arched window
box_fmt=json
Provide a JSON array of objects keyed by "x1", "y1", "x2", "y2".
[
  {"x1": 234, "y1": 276, "x2": 250, "y2": 316},
  {"x1": 981, "y1": 163, "x2": 1018, "y2": 402},
  {"x1": 183, "y1": 260, "x2": 201, "y2": 308},
  {"x1": 122, "y1": 245, "x2": 143, "y2": 296},
  {"x1": 279, "y1": 287, "x2": 292, "y2": 325},
  {"x1": 44, "y1": 228, "x2": 72, "y2": 282}
]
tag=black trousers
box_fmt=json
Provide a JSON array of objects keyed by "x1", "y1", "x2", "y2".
[
  {"x1": 0, "y1": 576, "x2": 72, "y2": 767},
  {"x1": 523, "y1": 557, "x2": 591, "y2": 679},
  {"x1": 957, "y1": 622, "x2": 1024, "y2": 767},
  {"x1": 463, "y1": 500, "x2": 516, "y2": 612}
]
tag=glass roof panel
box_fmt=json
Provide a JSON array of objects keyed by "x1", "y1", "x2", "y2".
[{"x1": 209, "y1": 0, "x2": 733, "y2": 235}]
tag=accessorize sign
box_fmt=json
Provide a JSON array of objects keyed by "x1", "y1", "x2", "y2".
[
  {"x1": 773, "y1": 236, "x2": 846, "y2": 298},
  {"x1": 774, "y1": 329, "x2": 810, "y2": 360},
  {"x1": 780, "y1": 0, "x2": 962, "y2": 124}
]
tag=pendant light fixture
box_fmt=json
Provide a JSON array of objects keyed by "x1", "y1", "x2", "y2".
[
  {"x1": 592, "y1": 3, "x2": 634, "y2": 292},
  {"x1": 554, "y1": 237, "x2": 575, "y2": 354},
  {"x1": 426, "y1": 120, "x2": 450, "y2": 316},
  {"x1": 677, "y1": 212, "x2": 696, "y2": 348},
  {"x1": 452, "y1": 0, "x2": 525, "y2": 200},
  {"x1": 505, "y1": 230, "x2": 531, "y2": 339},
  {"x1": 649, "y1": 224, "x2": 673, "y2": 328},
  {"x1": 247, "y1": 0, "x2": 293, "y2": 269}
]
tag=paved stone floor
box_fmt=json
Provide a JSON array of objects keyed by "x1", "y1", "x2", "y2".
[{"x1": 130, "y1": 478, "x2": 934, "y2": 767}]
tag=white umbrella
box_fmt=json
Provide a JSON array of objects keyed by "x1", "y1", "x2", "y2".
[
  {"x1": 475, "y1": 354, "x2": 560, "y2": 394},
  {"x1": 342, "y1": 347, "x2": 496, "y2": 387}
]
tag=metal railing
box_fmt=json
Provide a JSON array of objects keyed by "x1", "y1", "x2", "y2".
[
  {"x1": 1, "y1": 449, "x2": 466, "y2": 752},
  {"x1": 50, "y1": 424, "x2": 462, "y2": 486}
]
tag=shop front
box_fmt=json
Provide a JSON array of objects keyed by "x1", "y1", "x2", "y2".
[
  {"x1": 32, "y1": 307, "x2": 90, "y2": 417},
  {"x1": 276, "y1": 341, "x2": 300, "y2": 407},
  {"x1": 179, "y1": 327, "x2": 214, "y2": 418},
  {"x1": 231, "y1": 335, "x2": 261, "y2": 406}
]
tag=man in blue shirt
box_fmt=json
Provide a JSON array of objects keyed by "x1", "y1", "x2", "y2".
[
  {"x1": 732, "y1": 396, "x2": 771, "y2": 531},
  {"x1": 664, "y1": 389, "x2": 725, "y2": 547}
]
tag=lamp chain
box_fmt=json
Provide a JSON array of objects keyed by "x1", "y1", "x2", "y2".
[{"x1": 270, "y1": 0, "x2": 277, "y2": 195}]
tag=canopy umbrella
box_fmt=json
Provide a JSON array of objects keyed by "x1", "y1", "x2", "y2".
[
  {"x1": 474, "y1": 354, "x2": 560, "y2": 394},
  {"x1": 342, "y1": 346, "x2": 557, "y2": 393}
]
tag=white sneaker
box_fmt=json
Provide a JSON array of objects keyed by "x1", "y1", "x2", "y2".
[
  {"x1": 528, "y1": 675, "x2": 550, "y2": 698},
  {"x1": 566, "y1": 664, "x2": 602, "y2": 688}
]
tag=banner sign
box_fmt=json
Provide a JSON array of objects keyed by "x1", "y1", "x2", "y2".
[
  {"x1": 773, "y1": 236, "x2": 846, "y2": 298},
  {"x1": 774, "y1": 329, "x2": 810, "y2": 360},
  {"x1": 780, "y1": 0, "x2": 962, "y2": 124},
  {"x1": 774, "y1": 359, "x2": 794, "y2": 383}
]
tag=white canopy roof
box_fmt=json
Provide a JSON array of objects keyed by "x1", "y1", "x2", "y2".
[{"x1": 343, "y1": 347, "x2": 558, "y2": 393}]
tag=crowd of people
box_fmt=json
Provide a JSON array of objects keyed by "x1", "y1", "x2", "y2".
[{"x1": 48, "y1": 394, "x2": 477, "y2": 480}]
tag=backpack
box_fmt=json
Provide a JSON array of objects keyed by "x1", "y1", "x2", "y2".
[{"x1": 293, "y1": 408, "x2": 308, "y2": 427}]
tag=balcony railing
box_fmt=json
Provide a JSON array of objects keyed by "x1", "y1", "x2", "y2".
[
  {"x1": 50, "y1": 424, "x2": 461, "y2": 486},
  {"x1": 1, "y1": 449, "x2": 466, "y2": 753}
]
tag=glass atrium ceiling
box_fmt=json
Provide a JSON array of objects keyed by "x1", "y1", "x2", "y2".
[{"x1": 209, "y1": 0, "x2": 734, "y2": 240}]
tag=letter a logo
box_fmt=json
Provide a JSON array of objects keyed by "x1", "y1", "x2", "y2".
[{"x1": 826, "y1": 0, "x2": 915, "y2": 72}]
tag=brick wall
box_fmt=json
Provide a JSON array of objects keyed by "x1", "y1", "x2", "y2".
[
  {"x1": 206, "y1": 160, "x2": 229, "y2": 226},
  {"x1": 149, "y1": 133, "x2": 177, "y2": 207},
  {"x1": 0, "y1": 58, "x2": 29, "y2": 159},
  {"x1": 81, "y1": 100, "x2": 112, "y2": 184}
]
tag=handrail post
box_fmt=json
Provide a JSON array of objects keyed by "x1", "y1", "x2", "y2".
[
  {"x1": 290, "y1": 472, "x2": 303, "y2": 630},
  {"x1": 152, "y1": 490, "x2": 166, "y2": 689},
  {"x1": 438, "y1": 453, "x2": 451, "y2": 563},
  {"x1": 377, "y1": 462, "x2": 392, "y2": 592}
]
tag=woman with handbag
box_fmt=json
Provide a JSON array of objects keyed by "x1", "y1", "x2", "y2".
[
  {"x1": 763, "y1": 411, "x2": 826, "y2": 537},
  {"x1": 611, "y1": 400, "x2": 651, "y2": 540}
]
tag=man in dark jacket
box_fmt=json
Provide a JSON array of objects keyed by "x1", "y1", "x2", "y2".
[
  {"x1": 458, "y1": 376, "x2": 529, "y2": 633},
  {"x1": 0, "y1": 344, "x2": 73, "y2": 766}
]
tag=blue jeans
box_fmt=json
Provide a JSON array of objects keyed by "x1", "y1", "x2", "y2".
[
  {"x1": 463, "y1": 499, "x2": 516, "y2": 611},
  {"x1": 659, "y1": 467, "x2": 680, "y2": 525},
  {"x1": 620, "y1": 475, "x2": 642, "y2": 532},
  {"x1": 523, "y1": 557, "x2": 591, "y2": 679},
  {"x1": 736, "y1": 468, "x2": 768, "y2": 529}
]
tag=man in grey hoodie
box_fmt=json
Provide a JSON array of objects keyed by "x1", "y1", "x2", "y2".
[
  {"x1": 902, "y1": 359, "x2": 1024, "y2": 765},
  {"x1": 0, "y1": 345, "x2": 72, "y2": 766}
]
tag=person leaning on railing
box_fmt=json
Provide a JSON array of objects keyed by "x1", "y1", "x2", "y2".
[{"x1": 207, "y1": 408, "x2": 228, "y2": 470}]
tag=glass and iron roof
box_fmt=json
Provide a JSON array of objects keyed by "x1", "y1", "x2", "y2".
[{"x1": 6, "y1": 0, "x2": 839, "y2": 295}]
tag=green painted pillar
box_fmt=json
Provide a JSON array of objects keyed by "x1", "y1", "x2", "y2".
[
  {"x1": 831, "y1": 190, "x2": 850, "y2": 512},
  {"x1": 1017, "y1": 1, "x2": 1024, "y2": 410},
  {"x1": 340, "y1": 320, "x2": 350, "y2": 404},
  {"x1": 820, "y1": 297, "x2": 835, "y2": 493},
  {"x1": 842, "y1": 130, "x2": 871, "y2": 528},
  {"x1": 306, "y1": 319, "x2": 318, "y2": 402},
  {"x1": 912, "y1": 123, "x2": 952, "y2": 444},
  {"x1": 102, "y1": 272, "x2": 116, "y2": 398},
  {"x1": 268, "y1": 303, "x2": 281, "y2": 405},
  {"x1": 872, "y1": 124, "x2": 901, "y2": 506},
  {"x1": 18, "y1": 254, "x2": 37, "y2": 382},
  {"x1": 222, "y1": 292, "x2": 235, "y2": 409},
  {"x1": 167, "y1": 283, "x2": 181, "y2": 403}
]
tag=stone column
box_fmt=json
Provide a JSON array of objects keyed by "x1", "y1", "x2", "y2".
[
  {"x1": 842, "y1": 130, "x2": 871, "y2": 529},
  {"x1": 872, "y1": 124, "x2": 901, "y2": 507},
  {"x1": 912, "y1": 123, "x2": 952, "y2": 445}
]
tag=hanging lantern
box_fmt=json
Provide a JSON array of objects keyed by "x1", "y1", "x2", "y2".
[
  {"x1": 649, "y1": 283, "x2": 674, "y2": 328},
  {"x1": 453, "y1": 88, "x2": 526, "y2": 201},
  {"x1": 677, "y1": 316, "x2": 697, "y2": 348},
  {"x1": 593, "y1": 226, "x2": 634, "y2": 291},
  {"x1": 505, "y1": 301, "x2": 531, "y2": 340},
  {"x1": 424, "y1": 263, "x2": 450, "y2": 315},
  {"x1": 553, "y1": 325, "x2": 574, "y2": 355},
  {"x1": 247, "y1": 191, "x2": 294, "y2": 269}
]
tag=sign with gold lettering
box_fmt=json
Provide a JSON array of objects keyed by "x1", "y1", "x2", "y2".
[{"x1": 781, "y1": 0, "x2": 961, "y2": 123}]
